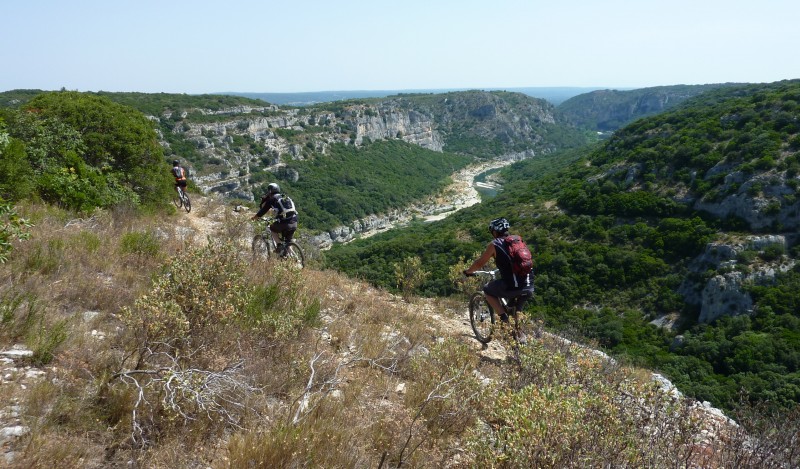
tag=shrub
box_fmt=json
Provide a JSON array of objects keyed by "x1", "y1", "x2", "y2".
[
  {"x1": 119, "y1": 230, "x2": 160, "y2": 258},
  {"x1": 0, "y1": 197, "x2": 33, "y2": 263},
  {"x1": 394, "y1": 256, "x2": 430, "y2": 301},
  {"x1": 121, "y1": 240, "x2": 252, "y2": 346},
  {"x1": 242, "y1": 262, "x2": 320, "y2": 338}
]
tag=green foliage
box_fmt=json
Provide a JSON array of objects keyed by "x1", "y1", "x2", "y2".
[
  {"x1": 254, "y1": 140, "x2": 472, "y2": 231},
  {"x1": 393, "y1": 256, "x2": 430, "y2": 301},
  {"x1": 119, "y1": 230, "x2": 161, "y2": 259},
  {"x1": 0, "y1": 197, "x2": 33, "y2": 263},
  {"x1": 122, "y1": 241, "x2": 252, "y2": 346},
  {"x1": 0, "y1": 119, "x2": 35, "y2": 200},
  {"x1": 242, "y1": 263, "x2": 320, "y2": 338},
  {"x1": 1, "y1": 91, "x2": 174, "y2": 211}
]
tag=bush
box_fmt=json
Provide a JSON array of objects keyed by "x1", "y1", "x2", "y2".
[
  {"x1": 121, "y1": 241, "x2": 252, "y2": 346},
  {"x1": 119, "y1": 230, "x2": 160, "y2": 258}
]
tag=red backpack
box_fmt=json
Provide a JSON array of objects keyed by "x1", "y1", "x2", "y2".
[{"x1": 503, "y1": 235, "x2": 533, "y2": 276}]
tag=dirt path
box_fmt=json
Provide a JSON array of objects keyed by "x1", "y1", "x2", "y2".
[{"x1": 170, "y1": 198, "x2": 511, "y2": 361}]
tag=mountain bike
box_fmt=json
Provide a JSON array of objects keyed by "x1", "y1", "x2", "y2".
[
  {"x1": 173, "y1": 186, "x2": 191, "y2": 213},
  {"x1": 251, "y1": 218, "x2": 305, "y2": 268},
  {"x1": 467, "y1": 270, "x2": 531, "y2": 344}
]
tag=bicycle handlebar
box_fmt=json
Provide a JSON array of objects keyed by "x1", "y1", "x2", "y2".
[{"x1": 465, "y1": 269, "x2": 499, "y2": 277}]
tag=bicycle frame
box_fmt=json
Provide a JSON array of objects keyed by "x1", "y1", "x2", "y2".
[
  {"x1": 251, "y1": 217, "x2": 305, "y2": 268},
  {"x1": 255, "y1": 217, "x2": 293, "y2": 247},
  {"x1": 467, "y1": 269, "x2": 529, "y2": 344}
]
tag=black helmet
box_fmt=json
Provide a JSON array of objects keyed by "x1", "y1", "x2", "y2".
[
  {"x1": 172, "y1": 160, "x2": 180, "y2": 166},
  {"x1": 267, "y1": 182, "x2": 281, "y2": 194},
  {"x1": 488, "y1": 217, "x2": 510, "y2": 234}
]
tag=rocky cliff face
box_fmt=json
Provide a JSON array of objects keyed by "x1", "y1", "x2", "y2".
[
  {"x1": 154, "y1": 91, "x2": 574, "y2": 203},
  {"x1": 558, "y1": 84, "x2": 739, "y2": 132},
  {"x1": 690, "y1": 163, "x2": 800, "y2": 231},
  {"x1": 679, "y1": 235, "x2": 796, "y2": 323}
]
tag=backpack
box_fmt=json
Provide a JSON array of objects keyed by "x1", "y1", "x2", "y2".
[
  {"x1": 503, "y1": 235, "x2": 533, "y2": 276},
  {"x1": 276, "y1": 195, "x2": 297, "y2": 218}
]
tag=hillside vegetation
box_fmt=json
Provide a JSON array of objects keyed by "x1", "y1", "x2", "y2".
[
  {"x1": 326, "y1": 80, "x2": 800, "y2": 412},
  {"x1": 1, "y1": 88, "x2": 586, "y2": 235},
  {"x1": 0, "y1": 91, "x2": 172, "y2": 210},
  {"x1": 2, "y1": 82, "x2": 800, "y2": 465},
  {"x1": 0, "y1": 200, "x2": 796, "y2": 467},
  {"x1": 557, "y1": 83, "x2": 744, "y2": 132}
]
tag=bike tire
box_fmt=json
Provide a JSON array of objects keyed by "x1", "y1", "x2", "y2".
[
  {"x1": 173, "y1": 192, "x2": 183, "y2": 209},
  {"x1": 183, "y1": 194, "x2": 191, "y2": 213},
  {"x1": 284, "y1": 242, "x2": 305, "y2": 269},
  {"x1": 251, "y1": 235, "x2": 272, "y2": 261},
  {"x1": 469, "y1": 292, "x2": 494, "y2": 343}
]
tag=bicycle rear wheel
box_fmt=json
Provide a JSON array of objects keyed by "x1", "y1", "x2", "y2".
[
  {"x1": 469, "y1": 292, "x2": 494, "y2": 343},
  {"x1": 251, "y1": 235, "x2": 272, "y2": 261},
  {"x1": 283, "y1": 242, "x2": 305, "y2": 269},
  {"x1": 183, "y1": 194, "x2": 191, "y2": 213}
]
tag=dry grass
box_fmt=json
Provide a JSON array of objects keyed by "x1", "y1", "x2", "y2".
[{"x1": 1, "y1": 201, "x2": 797, "y2": 468}]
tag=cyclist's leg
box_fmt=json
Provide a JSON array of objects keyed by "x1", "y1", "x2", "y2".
[
  {"x1": 505, "y1": 288, "x2": 533, "y2": 343},
  {"x1": 269, "y1": 220, "x2": 283, "y2": 246},
  {"x1": 482, "y1": 280, "x2": 509, "y2": 321}
]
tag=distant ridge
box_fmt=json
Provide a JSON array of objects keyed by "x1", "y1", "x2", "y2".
[{"x1": 221, "y1": 87, "x2": 611, "y2": 106}]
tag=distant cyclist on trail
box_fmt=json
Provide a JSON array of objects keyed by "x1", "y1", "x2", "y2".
[
  {"x1": 171, "y1": 159, "x2": 188, "y2": 194},
  {"x1": 251, "y1": 183, "x2": 298, "y2": 255},
  {"x1": 464, "y1": 217, "x2": 535, "y2": 341}
]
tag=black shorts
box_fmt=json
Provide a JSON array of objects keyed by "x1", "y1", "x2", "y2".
[
  {"x1": 270, "y1": 218, "x2": 297, "y2": 241},
  {"x1": 483, "y1": 279, "x2": 534, "y2": 301},
  {"x1": 175, "y1": 180, "x2": 187, "y2": 188}
]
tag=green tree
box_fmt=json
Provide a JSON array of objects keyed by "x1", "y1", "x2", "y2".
[
  {"x1": 22, "y1": 91, "x2": 173, "y2": 207},
  {"x1": 0, "y1": 120, "x2": 34, "y2": 200}
]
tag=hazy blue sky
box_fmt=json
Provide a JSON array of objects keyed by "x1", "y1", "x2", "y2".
[{"x1": 2, "y1": 0, "x2": 798, "y2": 94}]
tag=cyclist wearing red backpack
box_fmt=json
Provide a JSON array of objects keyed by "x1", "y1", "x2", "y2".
[{"x1": 464, "y1": 217, "x2": 534, "y2": 338}]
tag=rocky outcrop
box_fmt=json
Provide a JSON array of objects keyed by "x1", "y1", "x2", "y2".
[
  {"x1": 692, "y1": 169, "x2": 800, "y2": 231},
  {"x1": 679, "y1": 235, "x2": 795, "y2": 323}
]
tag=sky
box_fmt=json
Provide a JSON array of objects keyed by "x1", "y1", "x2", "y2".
[{"x1": 2, "y1": 0, "x2": 799, "y2": 94}]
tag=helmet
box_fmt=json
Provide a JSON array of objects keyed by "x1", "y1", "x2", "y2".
[
  {"x1": 172, "y1": 160, "x2": 180, "y2": 166},
  {"x1": 488, "y1": 217, "x2": 510, "y2": 234},
  {"x1": 267, "y1": 182, "x2": 281, "y2": 194}
]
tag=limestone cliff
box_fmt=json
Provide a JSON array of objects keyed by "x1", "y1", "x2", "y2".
[
  {"x1": 153, "y1": 90, "x2": 579, "y2": 202},
  {"x1": 679, "y1": 235, "x2": 796, "y2": 323}
]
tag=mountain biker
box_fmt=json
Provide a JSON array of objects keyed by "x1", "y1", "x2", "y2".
[
  {"x1": 250, "y1": 183, "x2": 298, "y2": 255},
  {"x1": 463, "y1": 217, "x2": 534, "y2": 342},
  {"x1": 171, "y1": 159, "x2": 188, "y2": 195}
]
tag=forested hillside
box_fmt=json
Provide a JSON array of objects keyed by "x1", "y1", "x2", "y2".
[
  {"x1": 326, "y1": 80, "x2": 800, "y2": 412},
  {"x1": 558, "y1": 83, "x2": 743, "y2": 132},
  {"x1": 1, "y1": 88, "x2": 587, "y2": 233},
  {"x1": 1, "y1": 83, "x2": 799, "y2": 466}
]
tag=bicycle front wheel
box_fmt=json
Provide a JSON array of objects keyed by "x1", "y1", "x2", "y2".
[
  {"x1": 251, "y1": 235, "x2": 272, "y2": 261},
  {"x1": 469, "y1": 292, "x2": 494, "y2": 344},
  {"x1": 284, "y1": 242, "x2": 305, "y2": 269},
  {"x1": 183, "y1": 194, "x2": 191, "y2": 213},
  {"x1": 173, "y1": 192, "x2": 183, "y2": 209}
]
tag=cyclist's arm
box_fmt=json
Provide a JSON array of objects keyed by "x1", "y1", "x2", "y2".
[
  {"x1": 464, "y1": 242, "x2": 496, "y2": 275},
  {"x1": 251, "y1": 199, "x2": 276, "y2": 219}
]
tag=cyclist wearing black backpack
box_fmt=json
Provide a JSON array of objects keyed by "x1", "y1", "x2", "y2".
[
  {"x1": 464, "y1": 217, "x2": 534, "y2": 338},
  {"x1": 251, "y1": 183, "x2": 298, "y2": 254}
]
